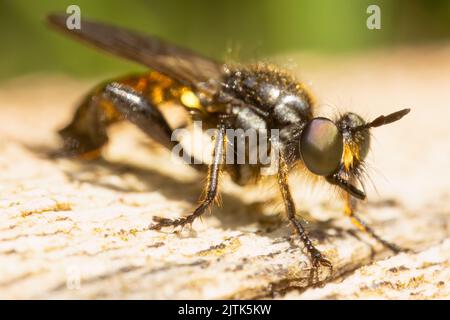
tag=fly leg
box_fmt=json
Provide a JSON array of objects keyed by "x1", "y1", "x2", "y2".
[
  {"x1": 57, "y1": 80, "x2": 173, "y2": 155},
  {"x1": 344, "y1": 193, "x2": 404, "y2": 253},
  {"x1": 278, "y1": 156, "x2": 332, "y2": 271},
  {"x1": 55, "y1": 85, "x2": 123, "y2": 159},
  {"x1": 102, "y1": 82, "x2": 207, "y2": 171},
  {"x1": 55, "y1": 75, "x2": 206, "y2": 171},
  {"x1": 149, "y1": 124, "x2": 225, "y2": 230},
  {"x1": 101, "y1": 82, "x2": 176, "y2": 150},
  {"x1": 56, "y1": 73, "x2": 178, "y2": 158}
]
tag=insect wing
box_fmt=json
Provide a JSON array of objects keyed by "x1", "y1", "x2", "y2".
[{"x1": 47, "y1": 14, "x2": 223, "y2": 89}]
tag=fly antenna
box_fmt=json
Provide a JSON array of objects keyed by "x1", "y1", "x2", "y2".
[{"x1": 352, "y1": 108, "x2": 410, "y2": 132}]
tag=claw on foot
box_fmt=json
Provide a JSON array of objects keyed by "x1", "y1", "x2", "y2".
[
  {"x1": 306, "y1": 249, "x2": 333, "y2": 286},
  {"x1": 311, "y1": 249, "x2": 333, "y2": 272},
  {"x1": 148, "y1": 216, "x2": 191, "y2": 231}
]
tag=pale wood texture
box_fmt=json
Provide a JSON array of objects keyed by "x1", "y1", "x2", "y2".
[{"x1": 0, "y1": 46, "x2": 449, "y2": 299}]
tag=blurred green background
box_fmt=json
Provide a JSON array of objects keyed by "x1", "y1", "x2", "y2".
[{"x1": 1, "y1": 0, "x2": 449, "y2": 80}]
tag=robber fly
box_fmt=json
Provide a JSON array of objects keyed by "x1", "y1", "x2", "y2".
[{"x1": 47, "y1": 14, "x2": 410, "y2": 270}]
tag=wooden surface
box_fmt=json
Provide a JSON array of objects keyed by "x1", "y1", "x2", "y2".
[{"x1": 0, "y1": 45, "x2": 449, "y2": 299}]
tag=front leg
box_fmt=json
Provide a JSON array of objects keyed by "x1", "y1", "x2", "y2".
[
  {"x1": 344, "y1": 193, "x2": 404, "y2": 253},
  {"x1": 277, "y1": 157, "x2": 332, "y2": 269},
  {"x1": 149, "y1": 123, "x2": 226, "y2": 230}
]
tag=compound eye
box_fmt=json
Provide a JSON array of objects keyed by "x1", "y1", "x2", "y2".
[{"x1": 300, "y1": 118, "x2": 343, "y2": 176}]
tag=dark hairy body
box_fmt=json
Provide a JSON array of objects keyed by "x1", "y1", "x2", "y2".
[{"x1": 47, "y1": 14, "x2": 410, "y2": 270}]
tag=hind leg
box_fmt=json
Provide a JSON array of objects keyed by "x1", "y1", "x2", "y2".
[
  {"x1": 56, "y1": 90, "x2": 118, "y2": 158},
  {"x1": 56, "y1": 73, "x2": 182, "y2": 158}
]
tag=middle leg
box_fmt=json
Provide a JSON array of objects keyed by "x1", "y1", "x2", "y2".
[{"x1": 149, "y1": 123, "x2": 226, "y2": 230}]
